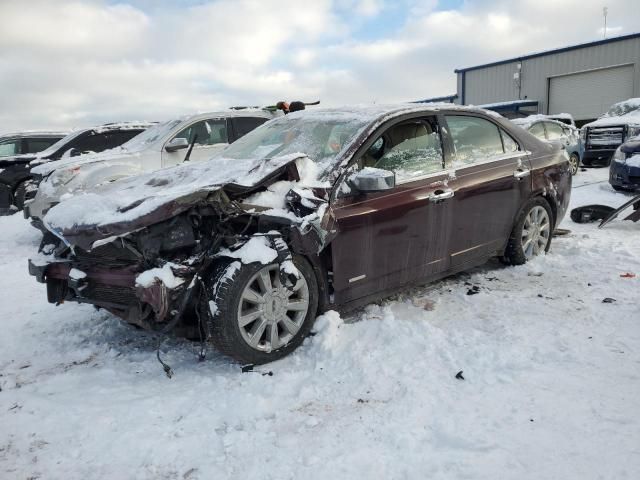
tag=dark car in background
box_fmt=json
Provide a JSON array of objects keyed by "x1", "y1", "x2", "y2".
[
  {"x1": 30, "y1": 105, "x2": 571, "y2": 364},
  {"x1": 610, "y1": 136, "x2": 640, "y2": 191},
  {"x1": 0, "y1": 131, "x2": 67, "y2": 158},
  {"x1": 0, "y1": 122, "x2": 153, "y2": 213}
]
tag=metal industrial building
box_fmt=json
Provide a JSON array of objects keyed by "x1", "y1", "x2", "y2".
[{"x1": 454, "y1": 32, "x2": 640, "y2": 125}]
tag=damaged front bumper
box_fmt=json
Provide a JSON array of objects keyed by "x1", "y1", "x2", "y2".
[{"x1": 28, "y1": 254, "x2": 194, "y2": 331}]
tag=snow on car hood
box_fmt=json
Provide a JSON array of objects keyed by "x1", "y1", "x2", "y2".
[
  {"x1": 31, "y1": 146, "x2": 139, "y2": 177},
  {"x1": 583, "y1": 98, "x2": 640, "y2": 128},
  {"x1": 43, "y1": 153, "x2": 307, "y2": 246}
]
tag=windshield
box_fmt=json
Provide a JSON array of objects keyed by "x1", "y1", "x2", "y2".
[
  {"x1": 33, "y1": 129, "x2": 89, "y2": 159},
  {"x1": 219, "y1": 113, "x2": 371, "y2": 173},
  {"x1": 118, "y1": 118, "x2": 182, "y2": 152}
]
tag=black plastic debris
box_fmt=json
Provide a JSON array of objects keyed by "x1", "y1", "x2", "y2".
[
  {"x1": 466, "y1": 286, "x2": 480, "y2": 295},
  {"x1": 241, "y1": 364, "x2": 273, "y2": 376},
  {"x1": 455, "y1": 370, "x2": 465, "y2": 380},
  {"x1": 602, "y1": 298, "x2": 617, "y2": 303},
  {"x1": 571, "y1": 205, "x2": 615, "y2": 223}
]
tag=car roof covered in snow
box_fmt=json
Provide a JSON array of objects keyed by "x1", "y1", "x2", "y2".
[
  {"x1": 511, "y1": 115, "x2": 573, "y2": 130},
  {"x1": 584, "y1": 98, "x2": 640, "y2": 128},
  {"x1": 0, "y1": 130, "x2": 69, "y2": 139}
]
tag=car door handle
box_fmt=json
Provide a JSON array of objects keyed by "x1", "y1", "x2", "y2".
[
  {"x1": 513, "y1": 168, "x2": 530, "y2": 179},
  {"x1": 428, "y1": 189, "x2": 454, "y2": 202}
]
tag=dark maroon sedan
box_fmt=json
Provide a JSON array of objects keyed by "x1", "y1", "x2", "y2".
[{"x1": 30, "y1": 105, "x2": 571, "y2": 364}]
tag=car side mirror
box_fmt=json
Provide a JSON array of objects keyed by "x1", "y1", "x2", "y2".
[
  {"x1": 348, "y1": 167, "x2": 395, "y2": 193},
  {"x1": 165, "y1": 137, "x2": 189, "y2": 152}
]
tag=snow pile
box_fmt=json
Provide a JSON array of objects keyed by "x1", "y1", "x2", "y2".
[
  {"x1": 68, "y1": 268, "x2": 87, "y2": 280},
  {"x1": 217, "y1": 236, "x2": 278, "y2": 265},
  {"x1": 626, "y1": 154, "x2": 640, "y2": 167},
  {"x1": 243, "y1": 156, "x2": 329, "y2": 210},
  {"x1": 136, "y1": 263, "x2": 185, "y2": 289}
]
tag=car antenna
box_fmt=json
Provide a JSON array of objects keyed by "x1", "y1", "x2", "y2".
[{"x1": 183, "y1": 134, "x2": 198, "y2": 162}]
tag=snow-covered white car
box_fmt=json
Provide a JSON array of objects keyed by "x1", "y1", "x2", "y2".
[
  {"x1": 511, "y1": 115, "x2": 582, "y2": 175},
  {"x1": 26, "y1": 111, "x2": 275, "y2": 227},
  {"x1": 581, "y1": 98, "x2": 640, "y2": 166}
]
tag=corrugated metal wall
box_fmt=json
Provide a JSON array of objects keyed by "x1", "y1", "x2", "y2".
[{"x1": 457, "y1": 36, "x2": 640, "y2": 116}]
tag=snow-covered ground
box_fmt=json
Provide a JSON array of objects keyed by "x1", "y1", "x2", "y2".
[{"x1": 1, "y1": 168, "x2": 639, "y2": 479}]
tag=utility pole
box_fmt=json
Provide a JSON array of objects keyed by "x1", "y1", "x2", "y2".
[{"x1": 603, "y1": 6, "x2": 608, "y2": 39}]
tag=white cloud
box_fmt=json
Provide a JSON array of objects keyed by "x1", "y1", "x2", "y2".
[{"x1": 0, "y1": 0, "x2": 639, "y2": 131}]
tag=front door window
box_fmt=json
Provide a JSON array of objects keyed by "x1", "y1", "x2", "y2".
[
  {"x1": 174, "y1": 119, "x2": 227, "y2": 146},
  {"x1": 362, "y1": 119, "x2": 444, "y2": 182}
]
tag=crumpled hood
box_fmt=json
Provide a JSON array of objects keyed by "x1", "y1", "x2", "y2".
[{"x1": 43, "y1": 153, "x2": 306, "y2": 249}]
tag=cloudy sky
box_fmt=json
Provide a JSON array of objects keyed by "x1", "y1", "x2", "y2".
[{"x1": 1, "y1": 0, "x2": 638, "y2": 131}]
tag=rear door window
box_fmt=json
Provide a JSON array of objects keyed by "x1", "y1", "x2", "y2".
[
  {"x1": 445, "y1": 115, "x2": 505, "y2": 165},
  {"x1": 174, "y1": 119, "x2": 228, "y2": 146},
  {"x1": 26, "y1": 138, "x2": 60, "y2": 154},
  {"x1": 544, "y1": 122, "x2": 564, "y2": 140},
  {"x1": 362, "y1": 118, "x2": 444, "y2": 183},
  {"x1": 528, "y1": 122, "x2": 546, "y2": 139}
]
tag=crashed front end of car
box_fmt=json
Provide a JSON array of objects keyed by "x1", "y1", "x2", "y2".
[{"x1": 28, "y1": 154, "x2": 329, "y2": 338}]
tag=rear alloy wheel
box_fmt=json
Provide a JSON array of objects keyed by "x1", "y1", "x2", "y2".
[
  {"x1": 569, "y1": 153, "x2": 580, "y2": 176},
  {"x1": 206, "y1": 256, "x2": 318, "y2": 364},
  {"x1": 503, "y1": 197, "x2": 553, "y2": 265}
]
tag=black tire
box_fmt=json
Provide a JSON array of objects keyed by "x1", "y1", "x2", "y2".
[
  {"x1": 569, "y1": 153, "x2": 579, "y2": 176},
  {"x1": 612, "y1": 185, "x2": 628, "y2": 192},
  {"x1": 13, "y1": 180, "x2": 29, "y2": 211},
  {"x1": 503, "y1": 197, "x2": 554, "y2": 266},
  {"x1": 205, "y1": 255, "x2": 319, "y2": 364}
]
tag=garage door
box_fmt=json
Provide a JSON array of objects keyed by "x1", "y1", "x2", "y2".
[{"x1": 548, "y1": 65, "x2": 634, "y2": 121}]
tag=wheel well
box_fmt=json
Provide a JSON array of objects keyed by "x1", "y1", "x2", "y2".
[{"x1": 539, "y1": 193, "x2": 558, "y2": 228}]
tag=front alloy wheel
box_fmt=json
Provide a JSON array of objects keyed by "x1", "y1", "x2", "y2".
[
  {"x1": 205, "y1": 255, "x2": 318, "y2": 364},
  {"x1": 237, "y1": 264, "x2": 310, "y2": 352}
]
